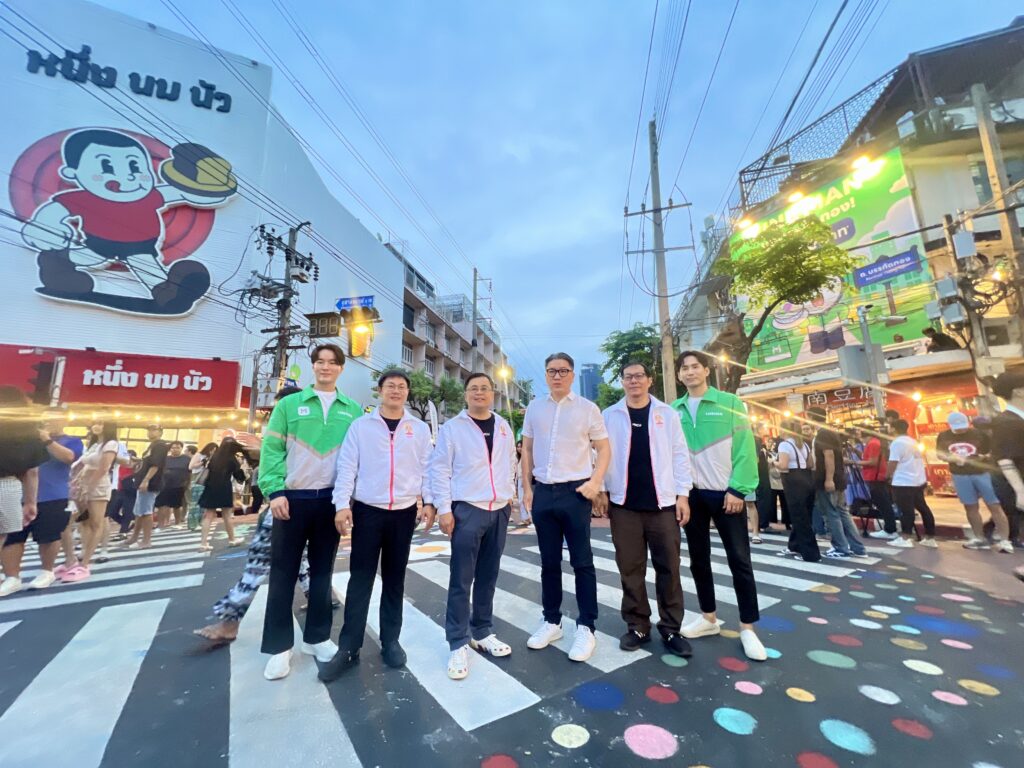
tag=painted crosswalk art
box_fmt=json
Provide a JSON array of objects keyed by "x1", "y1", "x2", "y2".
[{"x1": 0, "y1": 525, "x2": 900, "y2": 767}]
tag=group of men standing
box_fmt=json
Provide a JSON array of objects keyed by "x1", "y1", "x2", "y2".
[{"x1": 255, "y1": 343, "x2": 767, "y2": 683}]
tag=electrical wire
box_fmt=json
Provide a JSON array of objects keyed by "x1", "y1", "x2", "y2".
[{"x1": 625, "y1": 0, "x2": 660, "y2": 208}]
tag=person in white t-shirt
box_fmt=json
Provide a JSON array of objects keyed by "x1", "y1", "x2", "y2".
[{"x1": 886, "y1": 419, "x2": 936, "y2": 549}]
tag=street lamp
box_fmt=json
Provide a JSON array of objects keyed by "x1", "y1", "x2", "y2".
[{"x1": 498, "y1": 365, "x2": 511, "y2": 410}]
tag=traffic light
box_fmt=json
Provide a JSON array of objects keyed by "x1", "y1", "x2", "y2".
[
  {"x1": 340, "y1": 307, "x2": 381, "y2": 359},
  {"x1": 28, "y1": 361, "x2": 54, "y2": 405}
]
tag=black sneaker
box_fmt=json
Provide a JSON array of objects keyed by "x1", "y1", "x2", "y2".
[
  {"x1": 662, "y1": 633, "x2": 693, "y2": 657},
  {"x1": 317, "y1": 648, "x2": 360, "y2": 683},
  {"x1": 619, "y1": 629, "x2": 652, "y2": 651},
  {"x1": 381, "y1": 641, "x2": 407, "y2": 669}
]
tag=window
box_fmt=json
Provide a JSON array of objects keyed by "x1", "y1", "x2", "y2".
[
  {"x1": 403, "y1": 303, "x2": 415, "y2": 332},
  {"x1": 424, "y1": 357, "x2": 435, "y2": 376},
  {"x1": 425, "y1": 324, "x2": 438, "y2": 346},
  {"x1": 401, "y1": 343, "x2": 414, "y2": 366}
]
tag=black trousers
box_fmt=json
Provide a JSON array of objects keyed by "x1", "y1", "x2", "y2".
[
  {"x1": 609, "y1": 505, "x2": 684, "y2": 636},
  {"x1": 250, "y1": 484, "x2": 265, "y2": 515},
  {"x1": 990, "y1": 472, "x2": 1021, "y2": 541},
  {"x1": 867, "y1": 480, "x2": 897, "y2": 533},
  {"x1": 261, "y1": 493, "x2": 340, "y2": 654},
  {"x1": 891, "y1": 485, "x2": 936, "y2": 536},
  {"x1": 338, "y1": 501, "x2": 418, "y2": 652},
  {"x1": 782, "y1": 469, "x2": 821, "y2": 562},
  {"x1": 685, "y1": 489, "x2": 760, "y2": 624}
]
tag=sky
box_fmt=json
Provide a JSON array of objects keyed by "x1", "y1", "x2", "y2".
[{"x1": 86, "y1": 0, "x2": 1024, "y2": 389}]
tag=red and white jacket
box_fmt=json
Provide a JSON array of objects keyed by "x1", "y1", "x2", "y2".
[
  {"x1": 429, "y1": 409, "x2": 517, "y2": 516},
  {"x1": 332, "y1": 408, "x2": 433, "y2": 511},
  {"x1": 602, "y1": 396, "x2": 693, "y2": 508}
]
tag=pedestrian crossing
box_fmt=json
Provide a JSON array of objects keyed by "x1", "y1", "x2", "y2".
[{"x1": 0, "y1": 524, "x2": 901, "y2": 768}]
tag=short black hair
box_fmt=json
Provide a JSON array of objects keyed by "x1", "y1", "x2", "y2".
[
  {"x1": 619, "y1": 360, "x2": 652, "y2": 378},
  {"x1": 884, "y1": 409, "x2": 899, "y2": 420},
  {"x1": 676, "y1": 349, "x2": 712, "y2": 371},
  {"x1": 62, "y1": 129, "x2": 147, "y2": 169},
  {"x1": 893, "y1": 418, "x2": 910, "y2": 434},
  {"x1": 806, "y1": 407, "x2": 827, "y2": 421},
  {"x1": 922, "y1": 327, "x2": 937, "y2": 336},
  {"x1": 276, "y1": 385, "x2": 302, "y2": 401},
  {"x1": 170, "y1": 440, "x2": 184, "y2": 448},
  {"x1": 465, "y1": 371, "x2": 493, "y2": 388},
  {"x1": 378, "y1": 368, "x2": 411, "y2": 389},
  {"x1": 544, "y1": 352, "x2": 574, "y2": 370},
  {"x1": 311, "y1": 343, "x2": 345, "y2": 367},
  {"x1": 185, "y1": 445, "x2": 198, "y2": 455},
  {"x1": 993, "y1": 369, "x2": 1024, "y2": 400}
]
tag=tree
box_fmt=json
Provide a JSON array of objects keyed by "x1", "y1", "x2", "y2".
[
  {"x1": 498, "y1": 408, "x2": 524, "y2": 435},
  {"x1": 599, "y1": 322, "x2": 664, "y2": 398},
  {"x1": 596, "y1": 381, "x2": 625, "y2": 410},
  {"x1": 711, "y1": 216, "x2": 859, "y2": 392},
  {"x1": 372, "y1": 365, "x2": 464, "y2": 420},
  {"x1": 515, "y1": 377, "x2": 534, "y2": 405}
]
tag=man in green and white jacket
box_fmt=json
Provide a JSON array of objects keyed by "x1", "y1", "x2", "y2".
[{"x1": 672, "y1": 350, "x2": 766, "y2": 662}]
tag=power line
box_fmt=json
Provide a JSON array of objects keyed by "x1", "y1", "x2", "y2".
[{"x1": 625, "y1": 0, "x2": 660, "y2": 207}]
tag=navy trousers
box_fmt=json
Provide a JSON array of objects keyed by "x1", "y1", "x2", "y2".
[{"x1": 445, "y1": 502, "x2": 510, "y2": 650}]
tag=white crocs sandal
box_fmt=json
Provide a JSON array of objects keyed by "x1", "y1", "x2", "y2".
[
  {"x1": 447, "y1": 644, "x2": 470, "y2": 679},
  {"x1": 470, "y1": 634, "x2": 512, "y2": 657}
]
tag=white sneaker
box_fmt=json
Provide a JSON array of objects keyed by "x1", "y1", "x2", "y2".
[
  {"x1": 680, "y1": 616, "x2": 723, "y2": 639},
  {"x1": 963, "y1": 538, "x2": 990, "y2": 550},
  {"x1": 887, "y1": 537, "x2": 913, "y2": 549},
  {"x1": 920, "y1": 538, "x2": 938, "y2": 548},
  {"x1": 263, "y1": 650, "x2": 292, "y2": 680},
  {"x1": 527, "y1": 621, "x2": 563, "y2": 649},
  {"x1": 0, "y1": 578, "x2": 23, "y2": 597},
  {"x1": 568, "y1": 625, "x2": 596, "y2": 662},
  {"x1": 996, "y1": 539, "x2": 1015, "y2": 554},
  {"x1": 868, "y1": 530, "x2": 897, "y2": 539},
  {"x1": 740, "y1": 629, "x2": 767, "y2": 662},
  {"x1": 28, "y1": 571, "x2": 56, "y2": 590},
  {"x1": 301, "y1": 639, "x2": 338, "y2": 663},
  {"x1": 447, "y1": 644, "x2": 469, "y2": 679},
  {"x1": 470, "y1": 634, "x2": 512, "y2": 657}
]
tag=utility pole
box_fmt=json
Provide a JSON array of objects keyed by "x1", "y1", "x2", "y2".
[
  {"x1": 856, "y1": 305, "x2": 887, "y2": 421},
  {"x1": 471, "y1": 266, "x2": 479, "y2": 373},
  {"x1": 268, "y1": 221, "x2": 311, "y2": 384},
  {"x1": 648, "y1": 118, "x2": 677, "y2": 402}
]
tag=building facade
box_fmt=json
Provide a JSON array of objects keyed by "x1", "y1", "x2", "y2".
[{"x1": 578, "y1": 363, "x2": 601, "y2": 402}]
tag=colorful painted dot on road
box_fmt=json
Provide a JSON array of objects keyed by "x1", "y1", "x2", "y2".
[
  {"x1": 932, "y1": 690, "x2": 968, "y2": 706},
  {"x1": 962, "y1": 612, "x2": 991, "y2": 623},
  {"x1": 735, "y1": 681, "x2": 763, "y2": 695},
  {"x1": 713, "y1": 707, "x2": 757, "y2": 736},
  {"x1": 941, "y1": 639, "x2": 973, "y2": 650},
  {"x1": 958, "y1": 679, "x2": 1001, "y2": 697},
  {"x1": 887, "y1": 564, "x2": 909, "y2": 571},
  {"x1": 807, "y1": 650, "x2": 857, "y2": 669},
  {"x1": 976, "y1": 664, "x2": 1015, "y2": 680},
  {"x1": 898, "y1": 595, "x2": 917, "y2": 602},
  {"x1": 792, "y1": 604, "x2": 811, "y2": 612},
  {"x1": 863, "y1": 610, "x2": 889, "y2": 620},
  {"x1": 891, "y1": 638, "x2": 928, "y2": 651},
  {"x1": 892, "y1": 719, "x2": 933, "y2": 740},
  {"x1": 765, "y1": 647, "x2": 782, "y2": 659},
  {"x1": 786, "y1": 687, "x2": 816, "y2": 703},
  {"x1": 904, "y1": 615, "x2": 981, "y2": 639},
  {"x1": 858, "y1": 685, "x2": 901, "y2": 705},
  {"x1": 414, "y1": 544, "x2": 448, "y2": 553},
  {"x1": 823, "y1": 595, "x2": 841, "y2": 603},
  {"x1": 551, "y1": 724, "x2": 590, "y2": 749},
  {"x1": 894, "y1": 577, "x2": 914, "y2": 584},
  {"x1": 808, "y1": 617, "x2": 828, "y2": 625},
  {"x1": 890, "y1": 624, "x2": 921, "y2": 635},
  {"x1": 810, "y1": 584, "x2": 841, "y2": 594},
  {"x1": 718, "y1": 657, "x2": 749, "y2": 673},
  {"x1": 921, "y1": 573, "x2": 935, "y2": 579},
  {"x1": 941, "y1": 592, "x2": 975, "y2": 603},
  {"x1": 797, "y1": 752, "x2": 839, "y2": 768},
  {"x1": 827, "y1": 634, "x2": 862, "y2": 647},
  {"x1": 874, "y1": 584, "x2": 899, "y2": 591},
  {"x1": 481, "y1": 755, "x2": 518, "y2": 768},
  {"x1": 759, "y1": 616, "x2": 795, "y2": 632},
  {"x1": 914, "y1": 605, "x2": 946, "y2": 616},
  {"x1": 850, "y1": 619, "x2": 882, "y2": 630},
  {"x1": 661, "y1": 653, "x2": 688, "y2": 668},
  {"x1": 720, "y1": 629, "x2": 741, "y2": 639},
  {"x1": 903, "y1": 659, "x2": 943, "y2": 675},
  {"x1": 849, "y1": 591, "x2": 874, "y2": 599},
  {"x1": 646, "y1": 685, "x2": 680, "y2": 704},
  {"x1": 572, "y1": 681, "x2": 624, "y2": 711},
  {"x1": 986, "y1": 626, "x2": 1007, "y2": 636},
  {"x1": 624, "y1": 724, "x2": 678, "y2": 759},
  {"x1": 870, "y1": 605, "x2": 900, "y2": 615},
  {"x1": 819, "y1": 719, "x2": 876, "y2": 756}
]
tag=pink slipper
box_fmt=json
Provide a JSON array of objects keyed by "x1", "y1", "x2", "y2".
[
  {"x1": 54, "y1": 563, "x2": 78, "y2": 578},
  {"x1": 60, "y1": 565, "x2": 91, "y2": 583}
]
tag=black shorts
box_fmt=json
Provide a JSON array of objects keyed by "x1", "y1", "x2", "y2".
[
  {"x1": 3, "y1": 499, "x2": 71, "y2": 546},
  {"x1": 155, "y1": 487, "x2": 187, "y2": 507}
]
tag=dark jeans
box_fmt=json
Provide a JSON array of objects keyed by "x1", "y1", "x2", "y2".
[
  {"x1": 685, "y1": 489, "x2": 760, "y2": 624},
  {"x1": 532, "y1": 480, "x2": 598, "y2": 630},
  {"x1": 990, "y1": 472, "x2": 1022, "y2": 542},
  {"x1": 782, "y1": 470, "x2": 820, "y2": 562},
  {"x1": 261, "y1": 492, "x2": 340, "y2": 655},
  {"x1": 816, "y1": 488, "x2": 866, "y2": 555},
  {"x1": 338, "y1": 501, "x2": 418, "y2": 652},
  {"x1": 891, "y1": 485, "x2": 936, "y2": 537},
  {"x1": 867, "y1": 480, "x2": 897, "y2": 534},
  {"x1": 445, "y1": 502, "x2": 510, "y2": 650},
  {"x1": 106, "y1": 489, "x2": 137, "y2": 533},
  {"x1": 609, "y1": 505, "x2": 684, "y2": 636}
]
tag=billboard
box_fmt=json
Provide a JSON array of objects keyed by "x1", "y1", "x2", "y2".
[{"x1": 729, "y1": 147, "x2": 935, "y2": 371}]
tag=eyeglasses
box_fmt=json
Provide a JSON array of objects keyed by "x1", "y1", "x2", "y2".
[
  {"x1": 546, "y1": 368, "x2": 572, "y2": 378},
  {"x1": 381, "y1": 384, "x2": 408, "y2": 392},
  {"x1": 621, "y1": 373, "x2": 648, "y2": 382},
  {"x1": 466, "y1": 386, "x2": 493, "y2": 394}
]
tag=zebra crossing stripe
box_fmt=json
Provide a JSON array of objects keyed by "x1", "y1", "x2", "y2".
[
  {"x1": 521, "y1": 546, "x2": 782, "y2": 609},
  {"x1": 703, "y1": 542, "x2": 857, "y2": 576},
  {"x1": 21, "y1": 547, "x2": 205, "y2": 572},
  {"x1": 21, "y1": 541, "x2": 201, "y2": 568},
  {"x1": 333, "y1": 571, "x2": 541, "y2": 731},
  {"x1": 755, "y1": 531, "x2": 889, "y2": 558},
  {"x1": 0, "y1": 599, "x2": 168, "y2": 768},
  {"x1": 229, "y1": 589, "x2": 363, "y2": 768},
  {"x1": 0, "y1": 621, "x2": 19, "y2": 640},
  {"x1": 409, "y1": 559, "x2": 650, "y2": 672},
  {"x1": 0, "y1": 575, "x2": 203, "y2": 616},
  {"x1": 587, "y1": 540, "x2": 824, "y2": 591},
  {"x1": 18, "y1": 561, "x2": 203, "y2": 590}
]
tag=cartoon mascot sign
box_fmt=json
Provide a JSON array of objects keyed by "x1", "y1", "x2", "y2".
[{"x1": 12, "y1": 127, "x2": 237, "y2": 316}]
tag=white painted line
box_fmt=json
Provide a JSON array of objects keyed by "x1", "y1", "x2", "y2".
[
  {"x1": 410, "y1": 560, "x2": 648, "y2": 673},
  {"x1": 333, "y1": 571, "x2": 540, "y2": 731},
  {"x1": 0, "y1": 620, "x2": 19, "y2": 640},
  {"x1": 229, "y1": 589, "x2": 362, "y2": 768},
  {"x1": 522, "y1": 545, "x2": 781, "y2": 610},
  {"x1": 19, "y1": 561, "x2": 203, "y2": 589},
  {"x1": 0, "y1": 575, "x2": 203, "y2": 615},
  {"x1": 0, "y1": 599, "x2": 167, "y2": 768},
  {"x1": 754, "y1": 531, "x2": 887, "y2": 558},
  {"x1": 21, "y1": 541, "x2": 202, "y2": 568},
  {"x1": 21, "y1": 551, "x2": 207, "y2": 578}
]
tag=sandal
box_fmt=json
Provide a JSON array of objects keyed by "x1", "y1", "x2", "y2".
[
  {"x1": 751, "y1": 536, "x2": 763, "y2": 545},
  {"x1": 60, "y1": 565, "x2": 91, "y2": 583}
]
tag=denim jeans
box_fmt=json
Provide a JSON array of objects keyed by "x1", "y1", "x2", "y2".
[{"x1": 815, "y1": 489, "x2": 865, "y2": 555}]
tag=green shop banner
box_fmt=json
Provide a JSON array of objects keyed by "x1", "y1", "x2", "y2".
[{"x1": 729, "y1": 147, "x2": 934, "y2": 372}]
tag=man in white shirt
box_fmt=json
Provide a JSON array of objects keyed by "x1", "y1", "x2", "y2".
[
  {"x1": 886, "y1": 418, "x2": 937, "y2": 548},
  {"x1": 429, "y1": 372, "x2": 518, "y2": 680},
  {"x1": 521, "y1": 353, "x2": 611, "y2": 663},
  {"x1": 319, "y1": 369, "x2": 436, "y2": 682}
]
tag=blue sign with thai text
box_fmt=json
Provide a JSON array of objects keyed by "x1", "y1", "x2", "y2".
[
  {"x1": 336, "y1": 295, "x2": 375, "y2": 310},
  {"x1": 853, "y1": 246, "x2": 921, "y2": 288}
]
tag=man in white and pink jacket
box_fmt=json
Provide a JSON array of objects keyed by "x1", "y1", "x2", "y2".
[
  {"x1": 595, "y1": 361, "x2": 694, "y2": 658},
  {"x1": 319, "y1": 369, "x2": 435, "y2": 682}
]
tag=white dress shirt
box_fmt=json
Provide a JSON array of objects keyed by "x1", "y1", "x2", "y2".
[{"x1": 522, "y1": 391, "x2": 608, "y2": 483}]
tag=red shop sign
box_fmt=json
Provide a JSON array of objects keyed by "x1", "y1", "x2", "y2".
[
  {"x1": 804, "y1": 386, "x2": 871, "y2": 408},
  {"x1": 60, "y1": 352, "x2": 240, "y2": 408}
]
